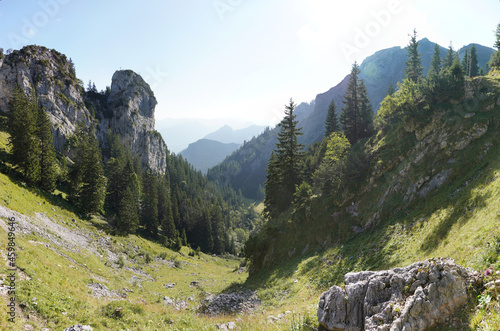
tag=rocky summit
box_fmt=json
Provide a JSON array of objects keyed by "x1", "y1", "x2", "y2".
[
  {"x1": 317, "y1": 258, "x2": 481, "y2": 331},
  {"x1": 0, "y1": 45, "x2": 167, "y2": 173}
]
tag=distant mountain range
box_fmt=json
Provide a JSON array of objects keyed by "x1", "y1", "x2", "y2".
[
  {"x1": 208, "y1": 39, "x2": 496, "y2": 200},
  {"x1": 179, "y1": 125, "x2": 266, "y2": 173},
  {"x1": 204, "y1": 125, "x2": 266, "y2": 144},
  {"x1": 156, "y1": 118, "x2": 258, "y2": 153}
]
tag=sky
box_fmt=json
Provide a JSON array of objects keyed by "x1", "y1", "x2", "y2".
[{"x1": 1, "y1": 0, "x2": 499, "y2": 127}]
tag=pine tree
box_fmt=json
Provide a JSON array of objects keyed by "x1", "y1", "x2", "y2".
[
  {"x1": 340, "y1": 62, "x2": 373, "y2": 144},
  {"x1": 263, "y1": 99, "x2": 304, "y2": 219},
  {"x1": 277, "y1": 99, "x2": 304, "y2": 194},
  {"x1": 8, "y1": 88, "x2": 40, "y2": 184},
  {"x1": 324, "y1": 99, "x2": 339, "y2": 137},
  {"x1": 357, "y1": 79, "x2": 373, "y2": 140},
  {"x1": 211, "y1": 205, "x2": 225, "y2": 254},
  {"x1": 141, "y1": 169, "x2": 159, "y2": 238},
  {"x1": 340, "y1": 62, "x2": 360, "y2": 144},
  {"x1": 263, "y1": 152, "x2": 282, "y2": 220},
  {"x1": 462, "y1": 49, "x2": 470, "y2": 77},
  {"x1": 117, "y1": 187, "x2": 139, "y2": 235},
  {"x1": 469, "y1": 44, "x2": 479, "y2": 77},
  {"x1": 158, "y1": 174, "x2": 176, "y2": 240},
  {"x1": 70, "y1": 122, "x2": 106, "y2": 214},
  {"x1": 37, "y1": 106, "x2": 57, "y2": 192},
  {"x1": 427, "y1": 44, "x2": 441, "y2": 78},
  {"x1": 495, "y1": 23, "x2": 500, "y2": 50},
  {"x1": 404, "y1": 29, "x2": 423, "y2": 83},
  {"x1": 442, "y1": 44, "x2": 455, "y2": 72}
]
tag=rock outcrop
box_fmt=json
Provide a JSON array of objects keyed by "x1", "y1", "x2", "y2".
[
  {"x1": 198, "y1": 291, "x2": 261, "y2": 315},
  {"x1": 100, "y1": 70, "x2": 167, "y2": 172},
  {"x1": 317, "y1": 258, "x2": 480, "y2": 331},
  {"x1": 0, "y1": 45, "x2": 167, "y2": 173},
  {"x1": 0, "y1": 46, "x2": 91, "y2": 152}
]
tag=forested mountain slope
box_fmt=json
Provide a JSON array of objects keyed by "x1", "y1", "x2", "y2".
[{"x1": 209, "y1": 39, "x2": 495, "y2": 200}]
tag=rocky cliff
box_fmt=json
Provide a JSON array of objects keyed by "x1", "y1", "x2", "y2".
[{"x1": 0, "y1": 45, "x2": 167, "y2": 173}]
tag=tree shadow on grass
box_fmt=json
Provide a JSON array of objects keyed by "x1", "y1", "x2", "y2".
[{"x1": 419, "y1": 166, "x2": 494, "y2": 254}]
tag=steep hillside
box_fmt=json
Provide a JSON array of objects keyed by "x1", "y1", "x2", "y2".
[
  {"x1": 208, "y1": 127, "x2": 277, "y2": 200},
  {"x1": 243, "y1": 72, "x2": 500, "y2": 329},
  {"x1": 210, "y1": 39, "x2": 495, "y2": 200},
  {"x1": 179, "y1": 139, "x2": 241, "y2": 174}
]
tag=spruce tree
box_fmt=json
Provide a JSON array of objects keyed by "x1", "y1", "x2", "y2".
[
  {"x1": 442, "y1": 44, "x2": 455, "y2": 73},
  {"x1": 211, "y1": 205, "x2": 225, "y2": 254},
  {"x1": 404, "y1": 29, "x2": 423, "y2": 83},
  {"x1": 462, "y1": 49, "x2": 470, "y2": 77},
  {"x1": 158, "y1": 177, "x2": 176, "y2": 240},
  {"x1": 427, "y1": 44, "x2": 441, "y2": 79},
  {"x1": 263, "y1": 152, "x2": 282, "y2": 220},
  {"x1": 141, "y1": 169, "x2": 159, "y2": 238},
  {"x1": 469, "y1": 44, "x2": 479, "y2": 77},
  {"x1": 340, "y1": 62, "x2": 373, "y2": 144},
  {"x1": 340, "y1": 62, "x2": 360, "y2": 144},
  {"x1": 324, "y1": 99, "x2": 339, "y2": 137},
  {"x1": 117, "y1": 187, "x2": 139, "y2": 235},
  {"x1": 495, "y1": 23, "x2": 500, "y2": 50},
  {"x1": 70, "y1": 123, "x2": 106, "y2": 214},
  {"x1": 8, "y1": 88, "x2": 40, "y2": 184},
  {"x1": 357, "y1": 79, "x2": 373, "y2": 140},
  {"x1": 37, "y1": 106, "x2": 57, "y2": 192},
  {"x1": 263, "y1": 99, "x2": 304, "y2": 219}
]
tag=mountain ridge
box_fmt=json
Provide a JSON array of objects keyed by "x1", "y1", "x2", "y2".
[{"x1": 179, "y1": 138, "x2": 241, "y2": 174}]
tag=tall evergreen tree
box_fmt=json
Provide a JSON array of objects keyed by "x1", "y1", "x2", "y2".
[
  {"x1": 462, "y1": 49, "x2": 470, "y2": 77},
  {"x1": 264, "y1": 99, "x2": 304, "y2": 219},
  {"x1": 278, "y1": 99, "x2": 304, "y2": 189},
  {"x1": 404, "y1": 29, "x2": 423, "y2": 83},
  {"x1": 427, "y1": 44, "x2": 441, "y2": 78},
  {"x1": 158, "y1": 175, "x2": 176, "y2": 240},
  {"x1": 141, "y1": 168, "x2": 159, "y2": 238},
  {"x1": 341, "y1": 62, "x2": 360, "y2": 144},
  {"x1": 495, "y1": 23, "x2": 500, "y2": 50},
  {"x1": 37, "y1": 105, "x2": 57, "y2": 192},
  {"x1": 117, "y1": 187, "x2": 139, "y2": 235},
  {"x1": 442, "y1": 44, "x2": 455, "y2": 72},
  {"x1": 324, "y1": 99, "x2": 339, "y2": 137},
  {"x1": 357, "y1": 79, "x2": 373, "y2": 139},
  {"x1": 263, "y1": 152, "x2": 282, "y2": 220},
  {"x1": 70, "y1": 122, "x2": 106, "y2": 214},
  {"x1": 8, "y1": 88, "x2": 40, "y2": 184},
  {"x1": 340, "y1": 62, "x2": 373, "y2": 144},
  {"x1": 469, "y1": 44, "x2": 479, "y2": 77},
  {"x1": 210, "y1": 205, "x2": 225, "y2": 255}
]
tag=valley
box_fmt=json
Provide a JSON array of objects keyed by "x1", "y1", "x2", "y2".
[{"x1": 0, "y1": 23, "x2": 500, "y2": 331}]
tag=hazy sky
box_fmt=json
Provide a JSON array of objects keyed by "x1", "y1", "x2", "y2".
[{"x1": 1, "y1": 0, "x2": 499, "y2": 126}]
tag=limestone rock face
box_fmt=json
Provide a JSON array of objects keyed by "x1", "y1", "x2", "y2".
[
  {"x1": 317, "y1": 258, "x2": 479, "y2": 331},
  {"x1": 0, "y1": 46, "x2": 167, "y2": 173},
  {"x1": 101, "y1": 70, "x2": 167, "y2": 173},
  {"x1": 0, "y1": 46, "x2": 91, "y2": 152}
]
